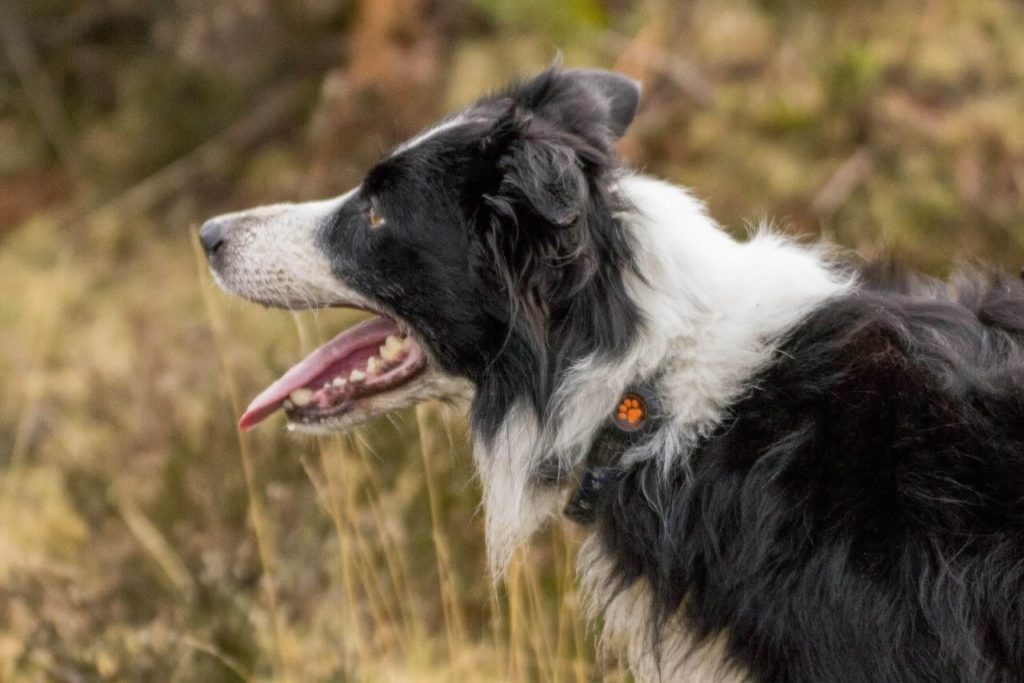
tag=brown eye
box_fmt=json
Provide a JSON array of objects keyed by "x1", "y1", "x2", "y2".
[{"x1": 368, "y1": 206, "x2": 385, "y2": 228}]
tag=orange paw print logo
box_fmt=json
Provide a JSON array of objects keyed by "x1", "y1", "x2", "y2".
[{"x1": 614, "y1": 394, "x2": 646, "y2": 430}]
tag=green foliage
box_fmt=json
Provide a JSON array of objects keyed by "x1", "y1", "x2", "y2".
[
  {"x1": 472, "y1": 0, "x2": 609, "y2": 42},
  {"x1": 824, "y1": 45, "x2": 884, "y2": 114}
]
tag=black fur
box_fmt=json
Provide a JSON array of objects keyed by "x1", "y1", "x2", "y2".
[{"x1": 593, "y1": 273, "x2": 1024, "y2": 681}]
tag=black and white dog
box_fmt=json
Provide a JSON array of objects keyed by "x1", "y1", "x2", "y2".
[{"x1": 200, "y1": 68, "x2": 1024, "y2": 681}]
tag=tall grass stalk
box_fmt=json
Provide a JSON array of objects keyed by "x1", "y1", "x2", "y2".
[{"x1": 192, "y1": 232, "x2": 293, "y2": 681}]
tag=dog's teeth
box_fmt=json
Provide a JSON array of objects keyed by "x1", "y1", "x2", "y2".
[
  {"x1": 322, "y1": 382, "x2": 331, "y2": 391},
  {"x1": 380, "y1": 335, "x2": 408, "y2": 362},
  {"x1": 283, "y1": 399, "x2": 294, "y2": 410},
  {"x1": 366, "y1": 356, "x2": 383, "y2": 376},
  {"x1": 289, "y1": 388, "x2": 312, "y2": 406},
  {"x1": 349, "y1": 369, "x2": 365, "y2": 383},
  {"x1": 332, "y1": 376, "x2": 347, "y2": 389}
]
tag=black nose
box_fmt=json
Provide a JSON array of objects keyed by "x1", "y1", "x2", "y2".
[{"x1": 199, "y1": 219, "x2": 225, "y2": 256}]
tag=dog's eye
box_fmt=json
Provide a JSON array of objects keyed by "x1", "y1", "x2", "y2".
[{"x1": 367, "y1": 206, "x2": 385, "y2": 228}]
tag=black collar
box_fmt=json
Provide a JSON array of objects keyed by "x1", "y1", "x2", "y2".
[
  {"x1": 564, "y1": 384, "x2": 661, "y2": 525},
  {"x1": 564, "y1": 466, "x2": 626, "y2": 524}
]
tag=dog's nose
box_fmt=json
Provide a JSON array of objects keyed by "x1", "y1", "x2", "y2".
[{"x1": 199, "y1": 219, "x2": 226, "y2": 256}]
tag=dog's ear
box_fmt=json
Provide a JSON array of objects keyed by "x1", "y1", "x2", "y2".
[
  {"x1": 478, "y1": 67, "x2": 640, "y2": 225},
  {"x1": 478, "y1": 102, "x2": 589, "y2": 228},
  {"x1": 563, "y1": 68, "x2": 642, "y2": 139},
  {"x1": 509, "y1": 67, "x2": 642, "y2": 141},
  {"x1": 499, "y1": 135, "x2": 588, "y2": 227}
]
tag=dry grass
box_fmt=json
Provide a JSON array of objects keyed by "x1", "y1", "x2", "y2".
[{"x1": 1, "y1": 0, "x2": 1023, "y2": 680}]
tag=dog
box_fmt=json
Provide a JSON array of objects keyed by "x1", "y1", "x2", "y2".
[{"x1": 200, "y1": 67, "x2": 1024, "y2": 681}]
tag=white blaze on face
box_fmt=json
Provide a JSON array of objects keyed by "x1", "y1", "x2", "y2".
[
  {"x1": 388, "y1": 113, "x2": 473, "y2": 157},
  {"x1": 205, "y1": 189, "x2": 370, "y2": 310}
]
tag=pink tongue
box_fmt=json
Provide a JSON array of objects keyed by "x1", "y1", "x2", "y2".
[{"x1": 238, "y1": 317, "x2": 398, "y2": 430}]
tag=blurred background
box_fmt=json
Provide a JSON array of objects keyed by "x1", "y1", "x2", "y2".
[{"x1": 1, "y1": 0, "x2": 1022, "y2": 680}]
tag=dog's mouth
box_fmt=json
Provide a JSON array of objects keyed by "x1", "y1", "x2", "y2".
[{"x1": 239, "y1": 316, "x2": 428, "y2": 431}]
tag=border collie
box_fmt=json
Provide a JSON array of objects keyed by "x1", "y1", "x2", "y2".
[{"x1": 200, "y1": 68, "x2": 1024, "y2": 681}]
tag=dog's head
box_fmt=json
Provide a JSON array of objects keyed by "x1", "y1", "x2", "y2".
[{"x1": 201, "y1": 68, "x2": 643, "y2": 440}]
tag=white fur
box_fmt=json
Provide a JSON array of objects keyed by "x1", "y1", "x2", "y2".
[
  {"x1": 207, "y1": 189, "x2": 379, "y2": 311},
  {"x1": 472, "y1": 403, "x2": 564, "y2": 574}
]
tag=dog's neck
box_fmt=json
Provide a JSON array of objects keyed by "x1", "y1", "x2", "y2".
[
  {"x1": 473, "y1": 173, "x2": 854, "y2": 574},
  {"x1": 615, "y1": 175, "x2": 854, "y2": 459}
]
